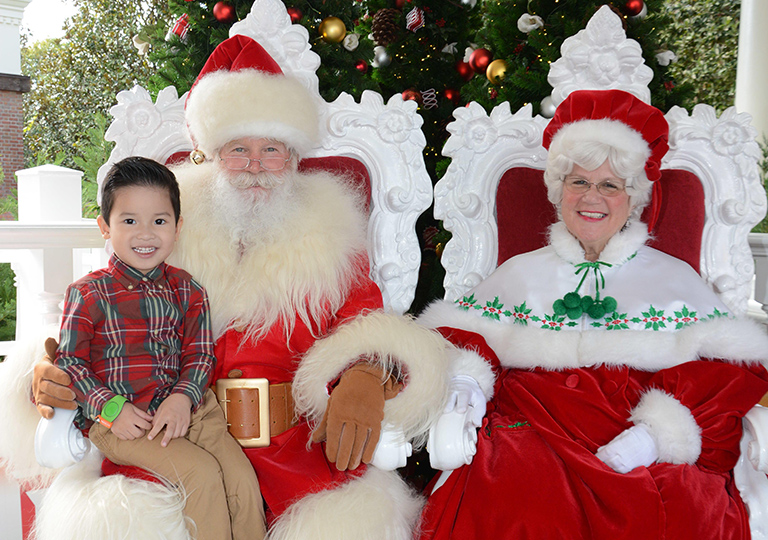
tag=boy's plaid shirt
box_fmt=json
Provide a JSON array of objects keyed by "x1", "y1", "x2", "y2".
[{"x1": 56, "y1": 255, "x2": 215, "y2": 425}]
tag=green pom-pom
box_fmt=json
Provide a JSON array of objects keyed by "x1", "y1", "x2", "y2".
[
  {"x1": 603, "y1": 296, "x2": 617, "y2": 312},
  {"x1": 563, "y1": 292, "x2": 581, "y2": 309},
  {"x1": 566, "y1": 307, "x2": 582, "y2": 320},
  {"x1": 553, "y1": 299, "x2": 567, "y2": 315},
  {"x1": 580, "y1": 295, "x2": 594, "y2": 310},
  {"x1": 587, "y1": 303, "x2": 606, "y2": 319}
]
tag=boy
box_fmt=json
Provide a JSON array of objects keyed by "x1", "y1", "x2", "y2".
[{"x1": 55, "y1": 156, "x2": 266, "y2": 540}]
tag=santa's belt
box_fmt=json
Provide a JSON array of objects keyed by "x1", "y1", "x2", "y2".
[{"x1": 215, "y1": 378, "x2": 298, "y2": 448}]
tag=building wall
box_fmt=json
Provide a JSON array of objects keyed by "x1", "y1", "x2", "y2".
[{"x1": 0, "y1": 73, "x2": 30, "y2": 200}]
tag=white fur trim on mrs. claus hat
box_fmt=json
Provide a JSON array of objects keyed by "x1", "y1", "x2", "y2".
[{"x1": 185, "y1": 35, "x2": 319, "y2": 158}]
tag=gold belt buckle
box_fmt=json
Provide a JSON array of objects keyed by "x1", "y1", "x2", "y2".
[{"x1": 215, "y1": 378, "x2": 270, "y2": 448}]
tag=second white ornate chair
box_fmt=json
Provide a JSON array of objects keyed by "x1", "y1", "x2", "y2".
[{"x1": 433, "y1": 5, "x2": 768, "y2": 538}]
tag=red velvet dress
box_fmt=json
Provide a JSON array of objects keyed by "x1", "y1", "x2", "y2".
[{"x1": 421, "y1": 338, "x2": 768, "y2": 539}]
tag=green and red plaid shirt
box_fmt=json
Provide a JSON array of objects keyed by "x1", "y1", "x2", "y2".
[{"x1": 56, "y1": 255, "x2": 215, "y2": 426}]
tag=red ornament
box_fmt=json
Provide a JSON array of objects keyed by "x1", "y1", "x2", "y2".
[
  {"x1": 213, "y1": 2, "x2": 237, "y2": 23},
  {"x1": 402, "y1": 88, "x2": 422, "y2": 104},
  {"x1": 443, "y1": 88, "x2": 460, "y2": 105},
  {"x1": 355, "y1": 60, "x2": 368, "y2": 73},
  {"x1": 469, "y1": 48, "x2": 493, "y2": 74},
  {"x1": 624, "y1": 0, "x2": 644, "y2": 17},
  {"x1": 455, "y1": 61, "x2": 474, "y2": 81},
  {"x1": 287, "y1": 7, "x2": 302, "y2": 23},
  {"x1": 490, "y1": 89, "x2": 499, "y2": 100}
]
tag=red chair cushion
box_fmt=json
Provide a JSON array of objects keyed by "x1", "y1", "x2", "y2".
[{"x1": 496, "y1": 167, "x2": 704, "y2": 273}]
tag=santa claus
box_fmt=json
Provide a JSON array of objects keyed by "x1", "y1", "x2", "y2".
[{"x1": 8, "y1": 34, "x2": 450, "y2": 540}]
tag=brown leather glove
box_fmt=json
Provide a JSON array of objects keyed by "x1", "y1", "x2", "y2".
[
  {"x1": 32, "y1": 338, "x2": 76, "y2": 419},
  {"x1": 312, "y1": 362, "x2": 402, "y2": 471}
]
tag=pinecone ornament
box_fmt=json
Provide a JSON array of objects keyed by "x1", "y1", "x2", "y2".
[{"x1": 371, "y1": 8, "x2": 400, "y2": 46}]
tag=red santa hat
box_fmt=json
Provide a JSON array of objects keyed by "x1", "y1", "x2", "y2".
[
  {"x1": 185, "y1": 35, "x2": 319, "y2": 159},
  {"x1": 542, "y1": 89, "x2": 669, "y2": 232}
]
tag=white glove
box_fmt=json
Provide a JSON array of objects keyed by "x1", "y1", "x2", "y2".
[
  {"x1": 444, "y1": 375, "x2": 486, "y2": 427},
  {"x1": 596, "y1": 423, "x2": 658, "y2": 474}
]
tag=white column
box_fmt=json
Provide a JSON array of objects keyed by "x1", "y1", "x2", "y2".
[
  {"x1": 0, "y1": 0, "x2": 32, "y2": 75},
  {"x1": 736, "y1": 0, "x2": 768, "y2": 141}
]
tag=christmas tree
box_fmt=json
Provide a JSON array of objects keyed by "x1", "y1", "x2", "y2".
[{"x1": 144, "y1": 0, "x2": 688, "y2": 311}]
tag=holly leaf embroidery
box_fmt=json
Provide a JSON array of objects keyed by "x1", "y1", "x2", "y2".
[
  {"x1": 641, "y1": 304, "x2": 666, "y2": 331},
  {"x1": 541, "y1": 313, "x2": 566, "y2": 331},
  {"x1": 512, "y1": 301, "x2": 533, "y2": 326},
  {"x1": 456, "y1": 294, "x2": 477, "y2": 311},
  {"x1": 481, "y1": 296, "x2": 511, "y2": 321}
]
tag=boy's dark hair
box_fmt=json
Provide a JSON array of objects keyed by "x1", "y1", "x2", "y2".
[{"x1": 101, "y1": 157, "x2": 181, "y2": 224}]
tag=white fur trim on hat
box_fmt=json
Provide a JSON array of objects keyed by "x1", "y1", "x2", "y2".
[
  {"x1": 185, "y1": 68, "x2": 319, "y2": 157},
  {"x1": 548, "y1": 118, "x2": 651, "y2": 162}
]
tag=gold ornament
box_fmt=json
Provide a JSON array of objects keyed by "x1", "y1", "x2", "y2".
[
  {"x1": 319, "y1": 17, "x2": 347, "y2": 44},
  {"x1": 486, "y1": 59, "x2": 508, "y2": 85},
  {"x1": 190, "y1": 149, "x2": 206, "y2": 165}
]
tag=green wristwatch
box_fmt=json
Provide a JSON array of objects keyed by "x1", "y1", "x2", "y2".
[{"x1": 96, "y1": 395, "x2": 128, "y2": 428}]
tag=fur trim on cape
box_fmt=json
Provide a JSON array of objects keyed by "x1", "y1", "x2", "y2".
[
  {"x1": 169, "y1": 163, "x2": 369, "y2": 341},
  {"x1": 293, "y1": 311, "x2": 451, "y2": 448},
  {"x1": 549, "y1": 219, "x2": 649, "y2": 265},
  {"x1": 419, "y1": 299, "x2": 768, "y2": 372},
  {"x1": 268, "y1": 467, "x2": 423, "y2": 540},
  {"x1": 630, "y1": 389, "x2": 702, "y2": 464}
]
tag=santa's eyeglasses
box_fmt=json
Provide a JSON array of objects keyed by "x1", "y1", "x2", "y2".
[{"x1": 219, "y1": 156, "x2": 291, "y2": 172}]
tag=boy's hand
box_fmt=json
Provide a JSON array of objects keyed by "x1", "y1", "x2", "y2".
[
  {"x1": 148, "y1": 394, "x2": 192, "y2": 447},
  {"x1": 110, "y1": 402, "x2": 153, "y2": 440}
]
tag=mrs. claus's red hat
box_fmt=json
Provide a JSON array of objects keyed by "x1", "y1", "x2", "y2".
[{"x1": 543, "y1": 89, "x2": 669, "y2": 231}]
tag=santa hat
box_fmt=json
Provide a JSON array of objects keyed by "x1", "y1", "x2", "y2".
[
  {"x1": 185, "y1": 35, "x2": 319, "y2": 159},
  {"x1": 542, "y1": 89, "x2": 669, "y2": 232}
]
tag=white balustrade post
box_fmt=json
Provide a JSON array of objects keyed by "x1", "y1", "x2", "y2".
[{"x1": 14, "y1": 165, "x2": 84, "y2": 336}]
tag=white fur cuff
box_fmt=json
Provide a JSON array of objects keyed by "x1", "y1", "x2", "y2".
[
  {"x1": 293, "y1": 311, "x2": 451, "y2": 445},
  {"x1": 630, "y1": 388, "x2": 701, "y2": 464}
]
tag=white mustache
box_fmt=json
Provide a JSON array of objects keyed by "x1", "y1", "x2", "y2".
[{"x1": 227, "y1": 171, "x2": 284, "y2": 190}]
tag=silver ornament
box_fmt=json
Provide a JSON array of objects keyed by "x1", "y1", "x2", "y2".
[{"x1": 540, "y1": 96, "x2": 556, "y2": 118}]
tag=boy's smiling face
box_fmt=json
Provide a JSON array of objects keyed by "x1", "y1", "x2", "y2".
[{"x1": 97, "y1": 185, "x2": 182, "y2": 274}]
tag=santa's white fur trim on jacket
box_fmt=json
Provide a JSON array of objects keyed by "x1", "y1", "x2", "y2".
[
  {"x1": 268, "y1": 467, "x2": 423, "y2": 540},
  {"x1": 293, "y1": 310, "x2": 451, "y2": 448}
]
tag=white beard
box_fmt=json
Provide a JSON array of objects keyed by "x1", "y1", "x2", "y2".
[{"x1": 211, "y1": 167, "x2": 301, "y2": 252}]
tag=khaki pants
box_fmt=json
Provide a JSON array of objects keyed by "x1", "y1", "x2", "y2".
[{"x1": 90, "y1": 389, "x2": 266, "y2": 540}]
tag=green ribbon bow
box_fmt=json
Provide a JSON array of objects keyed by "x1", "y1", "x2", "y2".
[{"x1": 553, "y1": 260, "x2": 618, "y2": 320}]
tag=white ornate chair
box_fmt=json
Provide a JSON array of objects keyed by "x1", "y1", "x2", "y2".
[
  {"x1": 0, "y1": 0, "x2": 431, "y2": 538},
  {"x1": 432, "y1": 5, "x2": 768, "y2": 538}
]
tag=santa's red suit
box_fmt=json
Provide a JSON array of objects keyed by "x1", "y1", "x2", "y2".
[{"x1": 0, "y1": 35, "x2": 450, "y2": 540}]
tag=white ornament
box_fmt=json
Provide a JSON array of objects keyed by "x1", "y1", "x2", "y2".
[
  {"x1": 460, "y1": 0, "x2": 478, "y2": 7},
  {"x1": 343, "y1": 33, "x2": 359, "y2": 51},
  {"x1": 517, "y1": 13, "x2": 544, "y2": 34},
  {"x1": 655, "y1": 50, "x2": 678, "y2": 67},
  {"x1": 132, "y1": 35, "x2": 150, "y2": 56},
  {"x1": 442, "y1": 42, "x2": 458, "y2": 55},
  {"x1": 372, "y1": 45, "x2": 392, "y2": 68},
  {"x1": 540, "y1": 95, "x2": 556, "y2": 118},
  {"x1": 463, "y1": 44, "x2": 477, "y2": 63}
]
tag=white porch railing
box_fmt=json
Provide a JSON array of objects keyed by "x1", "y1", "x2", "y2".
[{"x1": 0, "y1": 164, "x2": 766, "y2": 358}]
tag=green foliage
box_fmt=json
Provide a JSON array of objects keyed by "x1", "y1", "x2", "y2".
[
  {"x1": 22, "y1": 0, "x2": 169, "y2": 170},
  {"x1": 657, "y1": 0, "x2": 740, "y2": 113},
  {"x1": 460, "y1": 0, "x2": 692, "y2": 115},
  {"x1": 0, "y1": 264, "x2": 17, "y2": 343},
  {"x1": 72, "y1": 112, "x2": 113, "y2": 218}
]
